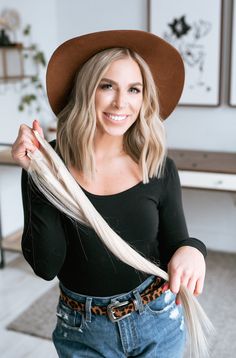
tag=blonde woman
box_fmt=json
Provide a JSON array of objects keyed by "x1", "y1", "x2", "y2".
[{"x1": 12, "y1": 31, "x2": 208, "y2": 358}]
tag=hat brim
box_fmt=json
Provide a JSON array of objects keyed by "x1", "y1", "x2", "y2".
[{"x1": 46, "y1": 30, "x2": 184, "y2": 119}]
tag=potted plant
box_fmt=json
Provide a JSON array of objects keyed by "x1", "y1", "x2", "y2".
[
  {"x1": 18, "y1": 24, "x2": 47, "y2": 113},
  {"x1": 18, "y1": 25, "x2": 56, "y2": 139}
]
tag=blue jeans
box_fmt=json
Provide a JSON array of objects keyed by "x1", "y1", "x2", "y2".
[{"x1": 52, "y1": 276, "x2": 186, "y2": 357}]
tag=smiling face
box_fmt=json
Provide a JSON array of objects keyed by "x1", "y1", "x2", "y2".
[{"x1": 95, "y1": 57, "x2": 143, "y2": 137}]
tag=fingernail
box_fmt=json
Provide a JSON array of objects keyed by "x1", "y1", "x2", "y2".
[
  {"x1": 162, "y1": 283, "x2": 169, "y2": 292},
  {"x1": 176, "y1": 300, "x2": 181, "y2": 305}
]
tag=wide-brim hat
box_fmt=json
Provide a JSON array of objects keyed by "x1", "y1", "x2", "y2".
[{"x1": 46, "y1": 30, "x2": 184, "y2": 119}]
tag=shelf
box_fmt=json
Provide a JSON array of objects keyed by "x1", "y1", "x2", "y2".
[
  {"x1": 168, "y1": 149, "x2": 236, "y2": 174},
  {"x1": 179, "y1": 171, "x2": 236, "y2": 192},
  {"x1": 168, "y1": 149, "x2": 236, "y2": 192}
]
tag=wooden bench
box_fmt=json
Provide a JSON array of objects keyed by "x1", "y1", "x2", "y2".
[{"x1": 168, "y1": 149, "x2": 236, "y2": 192}]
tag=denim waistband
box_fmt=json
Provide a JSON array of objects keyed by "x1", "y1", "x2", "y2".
[{"x1": 59, "y1": 275, "x2": 157, "y2": 307}]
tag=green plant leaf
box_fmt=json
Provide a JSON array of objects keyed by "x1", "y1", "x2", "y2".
[
  {"x1": 23, "y1": 25, "x2": 31, "y2": 36},
  {"x1": 31, "y1": 76, "x2": 39, "y2": 83},
  {"x1": 18, "y1": 26, "x2": 47, "y2": 114},
  {"x1": 33, "y1": 51, "x2": 46, "y2": 67},
  {"x1": 21, "y1": 94, "x2": 37, "y2": 105},
  {"x1": 30, "y1": 44, "x2": 37, "y2": 51}
]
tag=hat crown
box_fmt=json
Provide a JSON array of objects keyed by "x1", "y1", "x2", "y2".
[{"x1": 46, "y1": 29, "x2": 184, "y2": 119}]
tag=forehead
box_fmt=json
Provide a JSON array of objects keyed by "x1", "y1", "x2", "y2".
[{"x1": 103, "y1": 57, "x2": 143, "y2": 81}]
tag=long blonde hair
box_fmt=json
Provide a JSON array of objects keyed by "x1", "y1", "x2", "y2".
[
  {"x1": 27, "y1": 131, "x2": 214, "y2": 358},
  {"x1": 56, "y1": 48, "x2": 166, "y2": 183}
]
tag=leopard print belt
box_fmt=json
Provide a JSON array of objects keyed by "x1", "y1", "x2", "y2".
[{"x1": 60, "y1": 277, "x2": 166, "y2": 322}]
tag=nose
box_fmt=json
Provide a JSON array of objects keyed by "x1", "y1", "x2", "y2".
[{"x1": 112, "y1": 90, "x2": 127, "y2": 109}]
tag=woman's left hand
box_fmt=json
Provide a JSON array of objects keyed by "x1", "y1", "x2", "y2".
[{"x1": 167, "y1": 246, "x2": 206, "y2": 304}]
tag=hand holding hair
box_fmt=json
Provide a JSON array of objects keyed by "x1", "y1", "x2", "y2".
[
  {"x1": 11, "y1": 120, "x2": 44, "y2": 170},
  {"x1": 168, "y1": 246, "x2": 206, "y2": 305}
]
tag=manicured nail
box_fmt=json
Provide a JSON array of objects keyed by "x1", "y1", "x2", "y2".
[
  {"x1": 162, "y1": 283, "x2": 169, "y2": 292},
  {"x1": 34, "y1": 119, "x2": 40, "y2": 126}
]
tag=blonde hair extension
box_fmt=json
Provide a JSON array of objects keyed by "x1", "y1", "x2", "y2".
[{"x1": 27, "y1": 131, "x2": 214, "y2": 358}]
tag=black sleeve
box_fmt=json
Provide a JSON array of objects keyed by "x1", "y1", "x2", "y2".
[
  {"x1": 158, "y1": 158, "x2": 207, "y2": 266},
  {"x1": 21, "y1": 169, "x2": 67, "y2": 280}
]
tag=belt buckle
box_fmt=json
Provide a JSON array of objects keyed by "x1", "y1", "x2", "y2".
[{"x1": 107, "y1": 300, "x2": 131, "y2": 322}]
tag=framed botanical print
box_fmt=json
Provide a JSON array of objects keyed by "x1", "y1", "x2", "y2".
[
  {"x1": 229, "y1": 0, "x2": 236, "y2": 106},
  {"x1": 149, "y1": 0, "x2": 223, "y2": 106}
]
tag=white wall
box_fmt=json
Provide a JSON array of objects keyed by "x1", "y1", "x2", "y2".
[
  {"x1": 165, "y1": 105, "x2": 236, "y2": 152},
  {"x1": 57, "y1": 0, "x2": 148, "y2": 42},
  {"x1": 0, "y1": 0, "x2": 235, "y2": 251},
  {"x1": 165, "y1": 0, "x2": 236, "y2": 153},
  {"x1": 164, "y1": 0, "x2": 236, "y2": 252},
  {"x1": 0, "y1": 0, "x2": 58, "y2": 144},
  {"x1": 182, "y1": 189, "x2": 236, "y2": 252},
  {"x1": 0, "y1": 0, "x2": 58, "y2": 236}
]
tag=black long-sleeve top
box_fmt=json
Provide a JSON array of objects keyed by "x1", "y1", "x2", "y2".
[{"x1": 21, "y1": 142, "x2": 207, "y2": 296}]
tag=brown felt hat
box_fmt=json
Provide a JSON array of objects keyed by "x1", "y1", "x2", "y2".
[{"x1": 46, "y1": 30, "x2": 184, "y2": 119}]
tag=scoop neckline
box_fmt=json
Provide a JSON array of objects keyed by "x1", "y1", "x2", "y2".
[{"x1": 78, "y1": 180, "x2": 144, "y2": 199}]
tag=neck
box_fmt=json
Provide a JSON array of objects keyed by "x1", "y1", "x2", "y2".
[{"x1": 94, "y1": 132, "x2": 125, "y2": 160}]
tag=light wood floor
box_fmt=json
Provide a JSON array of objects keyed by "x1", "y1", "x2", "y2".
[{"x1": 0, "y1": 251, "x2": 58, "y2": 358}]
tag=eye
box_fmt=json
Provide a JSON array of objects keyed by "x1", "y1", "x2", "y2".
[
  {"x1": 129, "y1": 87, "x2": 141, "y2": 94},
  {"x1": 99, "y1": 83, "x2": 113, "y2": 90}
]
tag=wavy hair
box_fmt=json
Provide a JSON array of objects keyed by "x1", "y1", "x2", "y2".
[{"x1": 56, "y1": 47, "x2": 166, "y2": 183}]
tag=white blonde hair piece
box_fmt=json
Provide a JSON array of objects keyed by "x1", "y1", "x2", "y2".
[{"x1": 27, "y1": 131, "x2": 215, "y2": 358}]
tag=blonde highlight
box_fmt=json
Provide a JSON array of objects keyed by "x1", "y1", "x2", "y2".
[
  {"x1": 27, "y1": 132, "x2": 215, "y2": 358},
  {"x1": 56, "y1": 48, "x2": 166, "y2": 183}
]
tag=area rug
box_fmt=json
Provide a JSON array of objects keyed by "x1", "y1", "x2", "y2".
[
  {"x1": 7, "y1": 251, "x2": 236, "y2": 358},
  {"x1": 7, "y1": 284, "x2": 59, "y2": 340}
]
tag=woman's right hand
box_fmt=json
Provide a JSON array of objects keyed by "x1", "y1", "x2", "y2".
[{"x1": 11, "y1": 119, "x2": 44, "y2": 171}]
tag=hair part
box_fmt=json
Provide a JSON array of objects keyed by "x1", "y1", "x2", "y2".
[{"x1": 56, "y1": 47, "x2": 166, "y2": 183}]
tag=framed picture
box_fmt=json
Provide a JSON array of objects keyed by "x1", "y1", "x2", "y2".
[
  {"x1": 229, "y1": 0, "x2": 236, "y2": 106},
  {"x1": 149, "y1": 0, "x2": 223, "y2": 106}
]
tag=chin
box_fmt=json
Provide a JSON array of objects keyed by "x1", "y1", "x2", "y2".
[
  {"x1": 105, "y1": 128, "x2": 128, "y2": 137},
  {"x1": 98, "y1": 123, "x2": 132, "y2": 137}
]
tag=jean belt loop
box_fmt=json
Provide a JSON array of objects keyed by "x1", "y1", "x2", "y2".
[
  {"x1": 133, "y1": 289, "x2": 145, "y2": 315},
  {"x1": 85, "y1": 297, "x2": 92, "y2": 323}
]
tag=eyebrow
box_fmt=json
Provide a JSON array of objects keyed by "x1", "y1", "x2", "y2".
[{"x1": 100, "y1": 77, "x2": 143, "y2": 87}]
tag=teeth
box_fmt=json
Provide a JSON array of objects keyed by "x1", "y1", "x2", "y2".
[{"x1": 106, "y1": 113, "x2": 127, "y2": 121}]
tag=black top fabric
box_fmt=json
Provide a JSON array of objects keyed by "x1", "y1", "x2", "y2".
[{"x1": 21, "y1": 141, "x2": 207, "y2": 296}]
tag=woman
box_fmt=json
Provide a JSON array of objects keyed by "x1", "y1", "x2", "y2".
[{"x1": 12, "y1": 30, "x2": 208, "y2": 357}]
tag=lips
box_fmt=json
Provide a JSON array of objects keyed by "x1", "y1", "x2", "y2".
[{"x1": 104, "y1": 112, "x2": 128, "y2": 121}]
